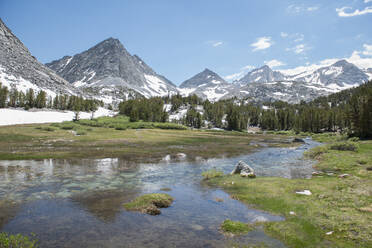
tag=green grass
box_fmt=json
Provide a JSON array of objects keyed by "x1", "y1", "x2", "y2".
[
  {"x1": 207, "y1": 137, "x2": 372, "y2": 248},
  {"x1": 202, "y1": 169, "x2": 224, "y2": 180},
  {"x1": 0, "y1": 232, "x2": 38, "y2": 248},
  {"x1": 0, "y1": 122, "x2": 293, "y2": 161},
  {"x1": 220, "y1": 219, "x2": 254, "y2": 235},
  {"x1": 123, "y1": 193, "x2": 173, "y2": 215}
]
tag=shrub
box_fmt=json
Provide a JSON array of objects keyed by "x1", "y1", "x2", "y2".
[
  {"x1": 75, "y1": 129, "x2": 87, "y2": 136},
  {"x1": 304, "y1": 146, "x2": 329, "y2": 159},
  {"x1": 202, "y1": 169, "x2": 224, "y2": 180},
  {"x1": 330, "y1": 142, "x2": 358, "y2": 152},
  {"x1": 115, "y1": 125, "x2": 127, "y2": 130},
  {"x1": 59, "y1": 122, "x2": 76, "y2": 130},
  {"x1": 0, "y1": 232, "x2": 38, "y2": 248}
]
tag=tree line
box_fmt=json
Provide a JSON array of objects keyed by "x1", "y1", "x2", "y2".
[
  {"x1": 0, "y1": 83, "x2": 102, "y2": 112},
  {"x1": 117, "y1": 81, "x2": 372, "y2": 138}
]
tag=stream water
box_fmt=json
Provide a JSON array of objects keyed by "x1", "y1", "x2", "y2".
[{"x1": 0, "y1": 138, "x2": 320, "y2": 248}]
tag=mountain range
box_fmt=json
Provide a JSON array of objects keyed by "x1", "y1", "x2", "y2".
[{"x1": 1, "y1": 18, "x2": 371, "y2": 105}]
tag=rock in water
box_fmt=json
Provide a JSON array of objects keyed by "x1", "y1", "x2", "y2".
[
  {"x1": 292, "y1": 138, "x2": 305, "y2": 143},
  {"x1": 231, "y1": 161, "x2": 256, "y2": 178}
]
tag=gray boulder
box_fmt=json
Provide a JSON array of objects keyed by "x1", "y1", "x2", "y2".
[{"x1": 231, "y1": 161, "x2": 256, "y2": 178}]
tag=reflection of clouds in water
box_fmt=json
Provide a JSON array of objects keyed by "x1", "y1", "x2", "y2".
[
  {"x1": 0, "y1": 139, "x2": 320, "y2": 203},
  {"x1": 96, "y1": 158, "x2": 118, "y2": 176}
]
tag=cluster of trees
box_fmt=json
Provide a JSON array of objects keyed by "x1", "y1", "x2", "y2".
[
  {"x1": 117, "y1": 81, "x2": 371, "y2": 139},
  {"x1": 222, "y1": 81, "x2": 372, "y2": 138},
  {"x1": 0, "y1": 83, "x2": 102, "y2": 113},
  {"x1": 118, "y1": 97, "x2": 168, "y2": 122}
]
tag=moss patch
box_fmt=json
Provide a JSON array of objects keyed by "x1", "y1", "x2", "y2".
[
  {"x1": 220, "y1": 219, "x2": 254, "y2": 236},
  {"x1": 0, "y1": 232, "x2": 38, "y2": 248},
  {"x1": 123, "y1": 193, "x2": 173, "y2": 215},
  {"x1": 202, "y1": 169, "x2": 224, "y2": 180}
]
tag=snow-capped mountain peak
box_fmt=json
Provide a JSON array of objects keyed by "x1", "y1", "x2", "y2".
[
  {"x1": 238, "y1": 65, "x2": 285, "y2": 84},
  {"x1": 179, "y1": 69, "x2": 232, "y2": 101},
  {"x1": 46, "y1": 38, "x2": 178, "y2": 103}
]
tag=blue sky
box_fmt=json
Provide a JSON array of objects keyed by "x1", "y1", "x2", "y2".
[{"x1": 1, "y1": 0, "x2": 372, "y2": 84}]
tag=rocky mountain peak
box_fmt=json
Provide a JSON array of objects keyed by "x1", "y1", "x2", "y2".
[
  {"x1": 179, "y1": 68, "x2": 228, "y2": 88},
  {"x1": 238, "y1": 65, "x2": 285, "y2": 84},
  {"x1": 46, "y1": 37, "x2": 178, "y2": 101},
  {"x1": 0, "y1": 18, "x2": 78, "y2": 96}
]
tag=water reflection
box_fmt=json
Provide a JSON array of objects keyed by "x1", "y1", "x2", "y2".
[{"x1": 0, "y1": 139, "x2": 320, "y2": 247}]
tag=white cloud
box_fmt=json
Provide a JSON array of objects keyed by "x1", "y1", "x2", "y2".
[
  {"x1": 264, "y1": 59, "x2": 286, "y2": 68},
  {"x1": 286, "y1": 44, "x2": 311, "y2": 54},
  {"x1": 293, "y1": 33, "x2": 304, "y2": 42},
  {"x1": 241, "y1": 65, "x2": 255, "y2": 71},
  {"x1": 307, "y1": 6, "x2": 319, "y2": 11},
  {"x1": 336, "y1": 6, "x2": 372, "y2": 17},
  {"x1": 251, "y1": 37, "x2": 273, "y2": 51},
  {"x1": 279, "y1": 45, "x2": 372, "y2": 76},
  {"x1": 287, "y1": 4, "x2": 319, "y2": 14},
  {"x1": 205, "y1": 40, "x2": 224, "y2": 47},
  {"x1": 224, "y1": 65, "x2": 255, "y2": 81},
  {"x1": 362, "y1": 44, "x2": 372, "y2": 56},
  {"x1": 365, "y1": 0, "x2": 372, "y2": 3},
  {"x1": 280, "y1": 32, "x2": 288, "y2": 38}
]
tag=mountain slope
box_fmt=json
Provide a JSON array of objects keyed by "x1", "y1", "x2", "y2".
[
  {"x1": 46, "y1": 38, "x2": 178, "y2": 102},
  {"x1": 179, "y1": 69, "x2": 232, "y2": 101},
  {"x1": 0, "y1": 18, "x2": 78, "y2": 97},
  {"x1": 238, "y1": 65, "x2": 285, "y2": 84},
  {"x1": 287, "y1": 60, "x2": 368, "y2": 87}
]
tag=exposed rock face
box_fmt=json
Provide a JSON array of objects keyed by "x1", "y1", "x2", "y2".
[
  {"x1": 46, "y1": 38, "x2": 178, "y2": 103},
  {"x1": 287, "y1": 60, "x2": 369, "y2": 87},
  {"x1": 0, "y1": 18, "x2": 78, "y2": 96},
  {"x1": 238, "y1": 65, "x2": 285, "y2": 84},
  {"x1": 231, "y1": 161, "x2": 256, "y2": 178},
  {"x1": 181, "y1": 61, "x2": 371, "y2": 103},
  {"x1": 179, "y1": 68, "x2": 232, "y2": 101}
]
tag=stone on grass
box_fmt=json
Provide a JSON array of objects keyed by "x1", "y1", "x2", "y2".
[
  {"x1": 296, "y1": 190, "x2": 312, "y2": 196},
  {"x1": 338, "y1": 173, "x2": 350, "y2": 178},
  {"x1": 231, "y1": 161, "x2": 256, "y2": 178}
]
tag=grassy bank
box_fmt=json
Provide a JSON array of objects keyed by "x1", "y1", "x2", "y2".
[
  {"x1": 0, "y1": 117, "x2": 294, "y2": 161},
  {"x1": 206, "y1": 135, "x2": 372, "y2": 248}
]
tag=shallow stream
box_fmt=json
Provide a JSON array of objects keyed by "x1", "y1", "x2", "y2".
[{"x1": 0, "y1": 138, "x2": 320, "y2": 247}]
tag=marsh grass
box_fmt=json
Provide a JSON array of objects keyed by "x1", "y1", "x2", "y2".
[
  {"x1": 207, "y1": 137, "x2": 372, "y2": 248},
  {"x1": 202, "y1": 169, "x2": 224, "y2": 180},
  {"x1": 0, "y1": 232, "x2": 38, "y2": 248},
  {"x1": 0, "y1": 122, "x2": 292, "y2": 161},
  {"x1": 123, "y1": 193, "x2": 173, "y2": 215},
  {"x1": 220, "y1": 219, "x2": 254, "y2": 235}
]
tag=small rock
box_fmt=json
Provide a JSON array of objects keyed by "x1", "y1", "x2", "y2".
[
  {"x1": 359, "y1": 206, "x2": 372, "y2": 213},
  {"x1": 292, "y1": 138, "x2": 305, "y2": 143},
  {"x1": 231, "y1": 181, "x2": 235, "y2": 185},
  {"x1": 326, "y1": 231, "x2": 333, "y2": 235},
  {"x1": 191, "y1": 224, "x2": 204, "y2": 231},
  {"x1": 296, "y1": 190, "x2": 312, "y2": 196},
  {"x1": 176, "y1": 153, "x2": 187, "y2": 159},
  {"x1": 338, "y1": 173, "x2": 350, "y2": 178},
  {"x1": 215, "y1": 197, "x2": 224, "y2": 202},
  {"x1": 327, "y1": 173, "x2": 334, "y2": 176},
  {"x1": 289, "y1": 211, "x2": 296, "y2": 215},
  {"x1": 143, "y1": 205, "x2": 161, "y2": 215},
  {"x1": 312, "y1": 171, "x2": 323, "y2": 176}
]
